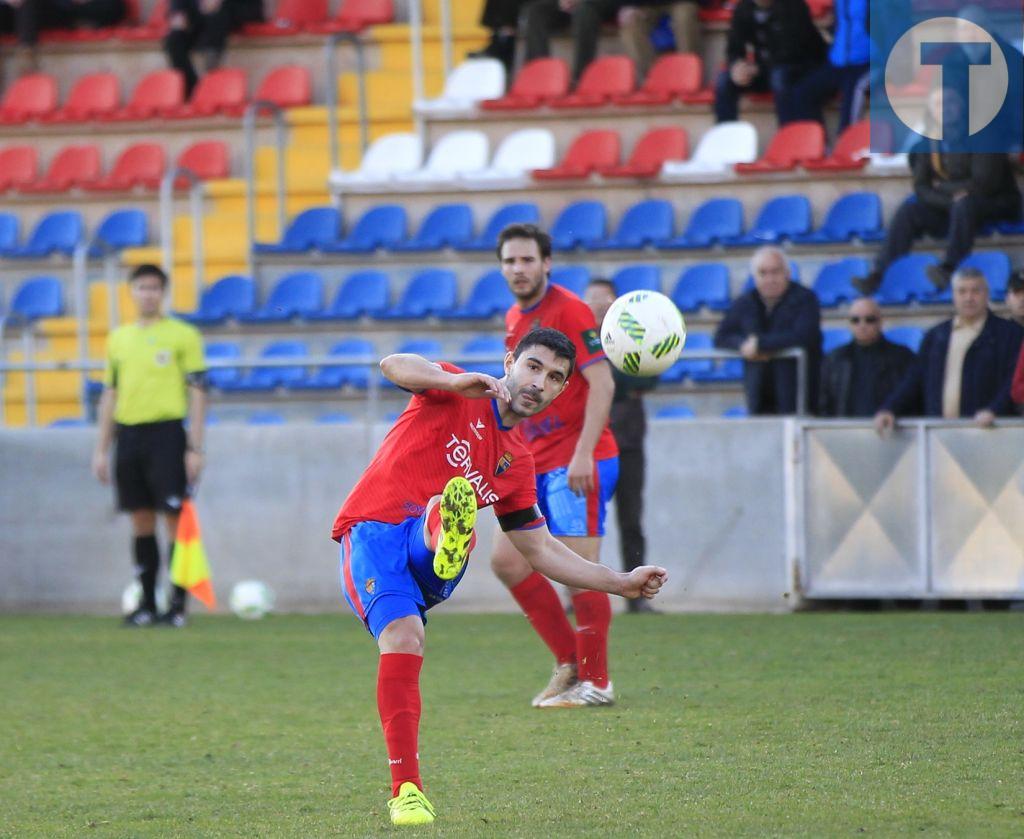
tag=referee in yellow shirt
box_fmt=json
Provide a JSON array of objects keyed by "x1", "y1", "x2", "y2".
[{"x1": 91, "y1": 264, "x2": 208, "y2": 627}]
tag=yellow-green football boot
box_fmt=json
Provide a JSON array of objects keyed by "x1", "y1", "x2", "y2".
[
  {"x1": 388, "y1": 782, "x2": 436, "y2": 826},
  {"x1": 432, "y1": 476, "x2": 477, "y2": 580}
]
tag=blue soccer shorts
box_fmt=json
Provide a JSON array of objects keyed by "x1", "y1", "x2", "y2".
[{"x1": 535, "y1": 455, "x2": 619, "y2": 538}]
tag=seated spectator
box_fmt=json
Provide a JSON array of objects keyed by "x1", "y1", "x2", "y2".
[
  {"x1": 468, "y1": 0, "x2": 528, "y2": 76},
  {"x1": 1012, "y1": 330, "x2": 1024, "y2": 409},
  {"x1": 874, "y1": 267, "x2": 1024, "y2": 434},
  {"x1": 1006, "y1": 272, "x2": 1024, "y2": 329},
  {"x1": 714, "y1": 246, "x2": 822, "y2": 415},
  {"x1": 521, "y1": 0, "x2": 617, "y2": 84},
  {"x1": 0, "y1": 0, "x2": 126, "y2": 73},
  {"x1": 165, "y1": 0, "x2": 263, "y2": 98},
  {"x1": 618, "y1": 2, "x2": 700, "y2": 79},
  {"x1": 819, "y1": 298, "x2": 915, "y2": 417},
  {"x1": 713, "y1": 0, "x2": 827, "y2": 126},
  {"x1": 853, "y1": 88, "x2": 1022, "y2": 294}
]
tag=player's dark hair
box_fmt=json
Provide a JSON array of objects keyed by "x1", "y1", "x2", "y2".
[
  {"x1": 128, "y1": 263, "x2": 169, "y2": 289},
  {"x1": 495, "y1": 223, "x2": 552, "y2": 261},
  {"x1": 513, "y1": 327, "x2": 576, "y2": 377},
  {"x1": 587, "y1": 278, "x2": 616, "y2": 295}
]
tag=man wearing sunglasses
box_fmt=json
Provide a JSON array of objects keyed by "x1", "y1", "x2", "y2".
[{"x1": 820, "y1": 298, "x2": 915, "y2": 417}]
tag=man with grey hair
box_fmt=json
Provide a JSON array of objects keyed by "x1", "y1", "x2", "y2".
[
  {"x1": 714, "y1": 246, "x2": 822, "y2": 414},
  {"x1": 874, "y1": 267, "x2": 1024, "y2": 434}
]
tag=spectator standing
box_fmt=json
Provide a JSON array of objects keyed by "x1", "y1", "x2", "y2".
[
  {"x1": 618, "y1": 1, "x2": 700, "y2": 78},
  {"x1": 165, "y1": 0, "x2": 263, "y2": 98}
]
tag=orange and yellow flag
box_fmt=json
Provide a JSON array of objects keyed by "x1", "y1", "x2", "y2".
[{"x1": 170, "y1": 500, "x2": 216, "y2": 610}]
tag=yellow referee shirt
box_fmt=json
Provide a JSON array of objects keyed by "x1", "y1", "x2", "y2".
[{"x1": 103, "y1": 317, "x2": 206, "y2": 426}]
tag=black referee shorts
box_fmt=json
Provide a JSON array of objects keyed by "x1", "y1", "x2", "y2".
[{"x1": 114, "y1": 420, "x2": 188, "y2": 513}]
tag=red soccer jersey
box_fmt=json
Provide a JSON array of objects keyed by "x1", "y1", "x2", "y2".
[
  {"x1": 332, "y1": 363, "x2": 542, "y2": 540},
  {"x1": 505, "y1": 283, "x2": 619, "y2": 473}
]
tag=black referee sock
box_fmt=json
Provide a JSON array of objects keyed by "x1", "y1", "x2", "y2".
[
  {"x1": 167, "y1": 541, "x2": 188, "y2": 613},
  {"x1": 134, "y1": 535, "x2": 159, "y2": 612}
]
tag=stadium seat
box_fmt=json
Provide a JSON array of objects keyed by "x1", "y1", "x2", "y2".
[
  {"x1": 6, "y1": 211, "x2": 84, "y2": 257},
  {"x1": 253, "y1": 207, "x2": 342, "y2": 253},
  {"x1": 660, "y1": 198, "x2": 744, "y2": 249},
  {"x1": 48, "y1": 417, "x2": 91, "y2": 428},
  {"x1": 393, "y1": 130, "x2": 489, "y2": 185},
  {"x1": 242, "y1": 0, "x2": 327, "y2": 34},
  {"x1": 205, "y1": 342, "x2": 243, "y2": 389},
  {"x1": 885, "y1": 326, "x2": 924, "y2": 352},
  {"x1": 613, "y1": 53, "x2": 703, "y2": 105},
  {"x1": 671, "y1": 263, "x2": 731, "y2": 312},
  {"x1": 445, "y1": 270, "x2": 515, "y2": 319},
  {"x1": 727, "y1": 195, "x2": 811, "y2": 245},
  {"x1": 90, "y1": 208, "x2": 148, "y2": 255},
  {"x1": 458, "y1": 335, "x2": 506, "y2": 378},
  {"x1": 105, "y1": 70, "x2": 185, "y2": 120},
  {"x1": 654, "y1": 404, "x2": 696, "y2": 419},
  {"x1": 19, "y1": 145, "x2": 101, "y2": 193},
  {"x1": 550, "y1": 265, "x2": 591, "y2": 297},
  {"x1": 316, "y1": 412, "x2": 353, "y2": 424},
  {"x1": 461, "y1": 128, "x2": 556, "y2": 187},
  {"x1": 392, "y1": 204, "x2": 473, "y2": 252},
  {"x1": 592, "y1": 200, "x2": 674, "y2": 249},
  {"x1": 660, "y1": 332, "x2": 713, "y2": 381},
  {"x1": 165, "y1": 68, "x2": 247, "y2": 118},
  {"x1": 822, "y1": 328, "x2": 849, "y2": 354},
  {"x1": 180, "y1": 274, "x2": 257, "y2": 325},
  {"x1": 551, "y1": 56, "x2": 635, "y2": 108},
  {"x1": 247, "y1": 412, "x2": 286, "y2": 425},
  {"x1": 10, "y1": 276, "x2": 63, "y2": 320},
  {"x1": 0, "y1": 73, "x2": 58, "y2": 123},
  {"x1": 0, "y1": 146, "x2": 38, "y2": 192},
  {"x1": 722, "y1": 406, "x2": 749, "y2": 418},
  {"x1": 958, "y1": 251, "x2": 1011, "y2": 300},
  {"x1": 600, "y1": 127, "x2": 688, "y2": 178},
  {"x1": 239, "y1": 271, "x2": 324, "y2": 322},
  {"x1": 480, "y1": 58, "x2": 570, "y2": 110},
  {"x1": 41, "y1": 73, "x2": 120, "y2": 122},
  {"x1": 250, "y1": 65, "x2": 312, "y2": 110},
  {"x1": 812, "y1": 257, "x2": 870, "y2": 307},
  {"x1": 176, "y1": 141, "x2": 230, "y2": 184},
  {"x1": 380, "y1": 269, "x2": 458, "y2": 318},
  {"x1": 551, "y1": 201, "x2": 607, "y2": 250},
  {"x1": 298, "y1": 338, "x2": 377, "y2": 390},
  {"x1": 114, "y1": 0, "x2": 168, "y2": 39},
  {"x1": 735, "y1": 121, "x2": 825, "y2": 173},
  {"x1": 456, "y1": 202, "x2": 541, "y2": 252},
  {"x1": 0, "y1": 212, "x2": 19, "y2": 254},
  {"x1": 415, "y1": 58, "x2": 506, "y2": 115},
  {"x1": 875, "y1": 254, "x2": 943, "y2": 305},
  {"x1": 804, "y1": 119, "x2": 870, "y2": 171},
  {"x1": 84, "y1": 142, "x2": 165, "y2": 191},
  {"x1": 222, "y1": 341, "x2": 309, "y2": 392},
  {"x1": 329, "y1": 133, "x2": 423, "y2": 189},
  {"x1": 792, "y1": 193, "x2": 883, "y2": 244},
  {"x1": 533, "y1": 130, "x2": 620, "y2": 180},
  {"x1": 321, "y1": 205, "x2": 407, "y2": 253},
  {"x1": 308, "y1": 271, "x2": 390, "y2": 320},
  {"x1": 661, "y1": 121, "x2": 757, "y2": 177},
  {"x1": 613, "y1": 264, "x2": 661, "y2": 294},
  {"x1": 307, "y1": 0, "x2": 394, "y2": 33}
]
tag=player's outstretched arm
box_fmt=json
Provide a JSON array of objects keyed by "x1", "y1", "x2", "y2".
[
  {"x1": 380, "y1": 354, "x2": 511, "y2": 401},
  {"x1": 506, "y1": 524, "x2": 668, "y2": 599}
]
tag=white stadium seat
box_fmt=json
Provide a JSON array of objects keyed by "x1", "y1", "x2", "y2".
[
  {"x1": 328, "y1": 133, "x2": 423, "y2": 191},
  {"x1": 660, "y1": 121, "x2": 757, "y2": 179},
  {"x1": 460, "y1": 128, "x2": 556, "y2": 189},
  {"x1": 414, "y1": 58, "x2": 506, "y2": 116},
  {"x1": 392, "y1": 130, "x2": 490, "y2": 187}
]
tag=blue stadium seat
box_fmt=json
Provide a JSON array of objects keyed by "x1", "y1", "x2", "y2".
[
  {"x1": 380, "y1": 269, "x2": 458, "y2": 319},
  {"x1": 726, "y1": 195, "x2": 811, "y2": 245},
  {"x1": 6, "y1": 211, "x2": 84, "y2": 258},
  {"x1": 0, "y1": 212, "x2": 18, "y2": 255},
  {"x1": 253, "y1": 207, "x2": 342, "y2": 253},
  {"x1": 321, "y1": 205, "x2": 407, "y2": 253},
  {"x1": 671, "y1": 263, "x2": 730, "y2": 312},
  {"x1": 90, "y1": 209, "x2": 148, "y2": 256},
  {"x1": 660, "y1": 198, "x2": 743, "y2": 249},
  {"x1": 885, "y1": 326, "x2": 924, "y2": 352},
  {"x1": 660, "y1": 332, "x2": 713, "y2": 382},
  {"x1": 612, "y1": 264, "x2": 661, "y2": 295},
  {"x1": 958, "y1": 251, "x2": 1010, "y2": 301},
  {"x1": 11, "y1": 276, "x2": 63, "y2": 320},
  {"x1": 722, "y1": 406, "x2": 748, "y2": 418},
  {"x1": 222, "y1": 340, "x2": 309, "y2": 392},
  {"x1": 393, "y1": 203, "x2": 473, "y2": 251},
  {"x1": 180, "y1": 274, "x2": 257, "y2": 325},
  {"x1": 205, "y1": 341, "x2": 242, "y2": 390},
  {"x1": 297, "y1": 338, "x2": 376, "y2": 390},
  {"x1": 875, "y1": 254, "x2": 943, "y2": 305},
  {"x1": 822, "y1": 328, "x2": 849, "y2": 354},
  {"x1": 239, "y1": 271, "x2": 324, "y2": 322},
  {"x1": 551, "y1": 200, "x2": 606, "y2": 250},
  {"x1": 591, "y1": 199, "x2": 674, "y2": 250},
  {"x1": 247, "y1": 411, "x2": 285, "y2": 425},
  {"x1": 550, "y1": 265, "x2": 591, "y2": 298},
  {"x1": 445, "y1": 270, "x2": 514, "y2": 319},
  {"x1": 316, "y1": 412, "x2": 353, "y2": 424},
  {"x1": 813, "y1": 257, "x2": 870, "y2": 307},
  {"x1": 308, "y1": 271, "x2": 390, "y2": 321},
  {"x1": 382, "y1": 339, "x2": 443, "y2": 388},
  {"x1": 456, "y1": 202, "x2": 541, "y2": 252},
  {"x1": 458, "y1": 335, "x2": 506, "y2": 378},
  {"x1": 48, "y1": 417, "x2": 90, "y2": 428},
  {"x1": 792, "y1": 193, "x2": 883, "y2": 244},
  {"x1": 654, "y1": 404, "x2": 695, "y2": 419}
]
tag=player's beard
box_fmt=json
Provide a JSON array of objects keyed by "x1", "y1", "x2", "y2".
[
  {"x1": 505, "y1": 375, "x2": 546, "y2": 417},
  {"x1": 510, "y1": 271, "x2": 546, "y2": 303}
]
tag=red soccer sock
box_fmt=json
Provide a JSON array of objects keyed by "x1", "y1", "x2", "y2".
[
  {"x1": 425, "y1": 502, "x2": 478, "y2": 553},
  {"x1": 377, "y1": 652, "x2": 424, "y2": 797},
  {"x1": 572, "y1": 591, "x2": 612, "y2": 688},
  {"x1": 509, "y1": 572, "x2": 577, "y2": 666}
]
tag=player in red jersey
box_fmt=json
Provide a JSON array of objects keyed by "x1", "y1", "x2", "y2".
[
  {"x1": 492, "y1": 224, "x2": 624, "y2": 708},
  {"x1": 332, "y1": 328, "x2": 668, "y2": 826}
]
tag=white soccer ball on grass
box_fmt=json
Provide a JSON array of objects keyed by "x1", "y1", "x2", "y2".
[{"x1": 229, "y1": 580, "x2": 275, "y2": 620}]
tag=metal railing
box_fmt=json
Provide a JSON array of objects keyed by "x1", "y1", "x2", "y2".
[
  {"x1": 324, "y1": 32, "x2": 370, "y2": 171},
  {"x1": 243, "y1": 100, "x2": 289, "y2": 275},
  {"x1": 159, "y1": 167, "x2": 206, "y2": 300}
]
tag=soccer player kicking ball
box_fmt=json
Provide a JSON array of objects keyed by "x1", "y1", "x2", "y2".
[{"x1": 331, "y1": 328, "x2": 668, "y2": 827}]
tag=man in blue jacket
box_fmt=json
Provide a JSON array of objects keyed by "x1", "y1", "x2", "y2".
[
  {"x1": 874, "y1": 267, "x2": 1024, "y2": 434},
  {"x1": 714, "y1": 246, "x2": 823, "y2": 415}
]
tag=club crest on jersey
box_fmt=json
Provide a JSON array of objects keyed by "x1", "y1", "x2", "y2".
[
  {"x1": 494, "y1": 452, "x2": 513, "y2": 476},
  {"x1": 365, "y1": 578, "x2": 376, "y2": 595}
]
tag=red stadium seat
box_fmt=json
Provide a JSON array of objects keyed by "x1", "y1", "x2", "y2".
[
  {"x1": 600, "y1": 127, "x2": 688, "y2": 178},
  {"x1": 243, "y1": 0, "x2": 328, "y2": 35},
  {"x1": 19, "y1": 144, "x2": 102, "y2": 193},
  {"x1": 550, "y1": 56, "x2": 635, "y2": 108},
  {"x1": 613, "y1": 53, "x2": 703, "y2": 106},
  {"x1": 734, "y1": 121, "x2": 825, "y2": 173},
  {"x1": 480, "y1": 58, "x2": 569, "y2": 111},
  {"x1": 307, "y1": 0, "x2": 394, "y2": 33},
  {"x1": 164, "y1": 68, "x2": 247, "y2": 118},
  {"x1": 0, "y1": 146, "x2": 39, "y2": 192},
  {"x1": 0, "y1": 73, "x2": 58, "y2": 124},
  {"x1": 228, "y1": 65, "x2": 311, "y2": 115},
  {"x1": 104, "y1": 70, "x2": 184, "y2": 120},
  {"x1": 175, "y1": 141, "x2": 230, "y2": 187},
  {"x1": 84, "y1": 142, "x2": 166, "y2": 191},
  {"x1": 803, "y1": 119, "x2": 871, "y2": 171},
  {"x1": 40, "y1": 73, "x2": 121, "y2": 123},
  {"x1": 533, "y1": 130, "x2": 620, "y2": 180},
  {"x1": 116, "y1": 0, "x2": 168, "y2": 40}
]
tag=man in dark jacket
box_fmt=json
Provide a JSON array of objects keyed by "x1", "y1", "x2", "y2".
[
  {"x1": 713, "y1": 0, "x2": 827, "y2": 125},
  {"x1": 714, "y1": 246, "x2": 822, "y2": 414},
  {"x1": 820, "y1": 298, "x2": 915, "y2": 417},
  {"x1": 875, "y1": 267, "x2": 1024, "y2": 434}
]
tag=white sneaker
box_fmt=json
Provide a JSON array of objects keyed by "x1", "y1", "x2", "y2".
[
  {"x1": 531, "y1": 662, "x2": 578, "y2": 708},
  {"x1": 538, "y1": 680, "x2": 615, "y2": 708}
]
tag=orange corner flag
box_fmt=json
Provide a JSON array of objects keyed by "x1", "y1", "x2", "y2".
[{"x1": 170, "y1": 500, "x2": 216, "y2": 610}]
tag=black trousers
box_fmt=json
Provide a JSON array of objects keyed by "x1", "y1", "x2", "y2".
[
  {"x1": 0, "y1": 0, "x2": 124, "y2": 45},
  {"x1": 164, "y1": 0, "x2": 262, "y2": 96},
  {"x1": 480, "y1": 0, "x2": 528, "y2": 29},
  {"x1": 522, "y1": 0, "x2": 617, "y2": 82},
  {"x1": 610, "y1": 399, "x2": 647, "y2": 573}
]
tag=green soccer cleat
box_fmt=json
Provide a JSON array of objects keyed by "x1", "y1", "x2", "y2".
[
  {"x1": 433, "y1": 476, "x2": 477, "y2": 580},
  {"x1": 388, "y1": 781, "x2": 436, "y2": 826}
]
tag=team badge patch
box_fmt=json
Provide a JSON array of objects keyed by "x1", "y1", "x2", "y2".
[
  {"x1": 581, "y1": 328, "x2": 603, "y2": 352},
  {"x1": 494, "y1": 452, "x2": 513, "y2": 476},
  {"x1": 365, "y1": 578, "x2": 376, "y2": 595},
  {"x1": 154, "y1": 350, "x2": 171, "y2": 367}
]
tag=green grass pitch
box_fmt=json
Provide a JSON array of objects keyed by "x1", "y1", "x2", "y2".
[{"x1": 2, "y1": 612, "x2": 1022, "y2": 837}]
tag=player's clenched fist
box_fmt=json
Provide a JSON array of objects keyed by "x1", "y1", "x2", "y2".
[{"x1": 621, "y1": 566, "x2": 668, "y2": 600}]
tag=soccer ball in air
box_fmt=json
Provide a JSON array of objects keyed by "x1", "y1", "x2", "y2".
[
  {"x1": 229, "y1": 580, "x2": 275, "y2": 620},
  {"x1": 600, "y1": 290, "x2": 687, "y2": 377}
]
